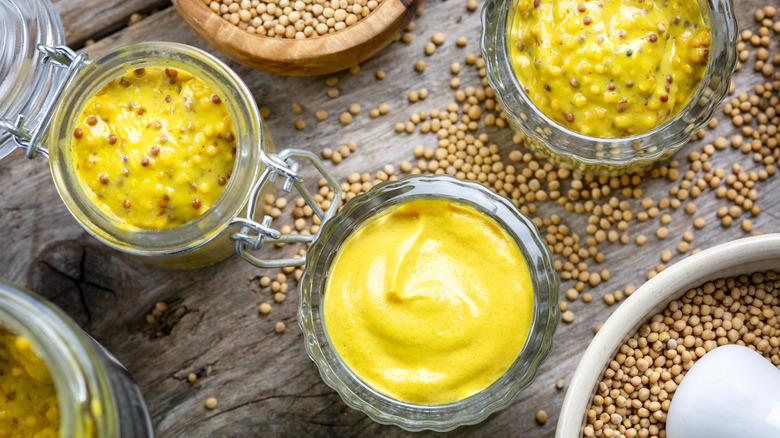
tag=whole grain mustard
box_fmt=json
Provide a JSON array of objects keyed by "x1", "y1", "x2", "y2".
[
  {"x1": 71, "y1": 67, "x2": 236, "y2": 229},
  {"x1": 509, "y1": 0, "x2": 711, "y2": 137},
  {"x1": 0, "y1": 328, "x2": 60, "y2": 438},
  {"x1": 323, "y1": 199, "x2": 534, "y2": 404}
]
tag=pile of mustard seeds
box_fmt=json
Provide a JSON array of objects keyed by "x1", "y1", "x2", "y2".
[{"x1": 204, "y1": 0, "x2": 384, "y2": 39}]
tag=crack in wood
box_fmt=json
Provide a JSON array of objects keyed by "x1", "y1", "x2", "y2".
[
  {"x1": 208, "y1": 392, "x2": 335, "y2": 419},
  {"x1": 38, "y1": 246, "x2": 118, "y2": 325}
]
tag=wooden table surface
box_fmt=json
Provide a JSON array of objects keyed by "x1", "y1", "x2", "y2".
[{"x1": 2, "y1": 0, "x2": 778, "y2": 436}]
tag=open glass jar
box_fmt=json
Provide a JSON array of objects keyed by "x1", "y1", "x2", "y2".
[
  {"x1": 0, "y1": 278, "x2": 153, "y2": 437},
  {"x1": 239, "y1": 168, "x2": 560, "y2": 430},
  {"x1": 480, "y1": 0, "x2": 738, "y2": 175},
  {"x1": 1, "y1": 0, "x2": 278, "y2": 268}
]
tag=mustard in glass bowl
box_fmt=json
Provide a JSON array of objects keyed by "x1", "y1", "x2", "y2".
[{"x1": 480, "y1": 0, "x2": 738, "y2": 174}]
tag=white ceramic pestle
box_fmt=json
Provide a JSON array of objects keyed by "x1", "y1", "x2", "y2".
[{"x1": 666, "y1": 344, "x2": 780, "y2": 438}]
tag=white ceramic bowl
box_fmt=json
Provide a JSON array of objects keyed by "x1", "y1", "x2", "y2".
[{"x1": 556, "y1": 233, "x2": 780, "y2": 437}]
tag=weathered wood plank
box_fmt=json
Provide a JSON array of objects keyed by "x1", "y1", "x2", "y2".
[
  {"x1": 51, "y1": 0, "x2": 172, "y2": 47},
  {"x1": 0, "y1": 1, "x2": 778, "y2": 437}
]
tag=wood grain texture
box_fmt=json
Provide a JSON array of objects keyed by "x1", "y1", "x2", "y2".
[
  {"x1": 51, "y1": 0, "x2": 172, "y2": 47},
  {"x1": 172, "y1": 0, "x2": 420, "y2": 75},
  {"x1": 1, "y1": 1, "x2": 778, "y2": 437}
]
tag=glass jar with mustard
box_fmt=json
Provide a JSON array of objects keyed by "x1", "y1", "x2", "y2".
[
  {"x1": 0, "y1": 278, "x2": 153, "y2": 437},
  {"x1": 1, "y1": 0, "x2": 276, "y2": 269},
  {"x1": 480, "y1": 0, "x2": 738, "y2": 174}
]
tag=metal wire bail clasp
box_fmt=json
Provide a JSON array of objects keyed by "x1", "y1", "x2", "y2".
[
  {"x1": 229, "y1": 149, "x2": 343, "y2": 269},
  {"x1": 0, "y1": 44, "x2": 88, "y2": 159}
]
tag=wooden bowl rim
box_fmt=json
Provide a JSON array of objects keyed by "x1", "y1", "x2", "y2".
[{"x1": 174, "y1": 0, "x2": 411, "y2": 61}]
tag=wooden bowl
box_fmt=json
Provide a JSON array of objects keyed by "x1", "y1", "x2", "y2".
[{"x1": 172, "y1": 0, "x2": 420, "y2": 76}]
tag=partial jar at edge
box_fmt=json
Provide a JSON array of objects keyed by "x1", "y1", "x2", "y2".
[
  {"x1": 480, "y1": 0, "x2": 738, "y2": 175},
  {"x1": 47, "y1": 42, "x2": 274, "y2": 269},
  {"x1": 298, "y1": 175, "x2": 560, "y2": 431},
  {"x1": 0, "y1": 0, "x2": 64, "y2": 159},
  {"x1": 0, "y1": 279, "x2": 153, "y2": 437}
]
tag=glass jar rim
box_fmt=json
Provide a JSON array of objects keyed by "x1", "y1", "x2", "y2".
[
  {"x1": 48, "y1": 41, "x2": 265, "y2": 259},
  {"x1": 298, "y1": 175, "x2": 559, "y2": 431}
]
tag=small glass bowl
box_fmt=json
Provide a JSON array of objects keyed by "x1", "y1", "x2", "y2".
[
  {"x1": 480, "y1": 0, "x2": 738, "y2": 175},
  {"x1": 298, "y1": 175, "x2": 559, "y2": 431},
  {"x1": 48, "y1": 42, "x2": 274, "y2": 268}
]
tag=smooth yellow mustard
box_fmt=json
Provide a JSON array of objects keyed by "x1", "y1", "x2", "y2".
[
  {"x1": 510, "y1": 0, "x2": 710, "y2": 137},
  {"x1": 0, "y1": 328, "x2": 59, "y2": 438},
  {"x1": 323, "y1": 199, "x2": 534, "y2": 404},
  {"x1": 71, "y1": 67, "x2": 236, "y2": 229}
]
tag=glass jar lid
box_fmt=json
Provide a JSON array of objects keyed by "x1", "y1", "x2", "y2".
[{"x1": 0, "y1": 0, "x2": 65, "y2": 159}]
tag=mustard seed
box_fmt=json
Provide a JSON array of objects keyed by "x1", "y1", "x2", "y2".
[
  {"x1": 536, "y1": 410, "x2": 548, "y2": 425},
  {"x1": 205, "y1": 397, "x2": 218, "y2": 410}
]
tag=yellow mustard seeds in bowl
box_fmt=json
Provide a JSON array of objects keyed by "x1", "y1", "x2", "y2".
[
  {"x1": 173, "y1": 0, "x2": 420, "y2": 75},
  {"x1": 557, "y1": 234, "x2": 780, "y2": 437}
]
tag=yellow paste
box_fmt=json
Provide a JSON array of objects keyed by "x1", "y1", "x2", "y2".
[
  {"x1": 509, "y1": 0, "x2": 711, "y2": 137},
  {"x1": 71, "y1": 67, "x2": 236, "y2": 229},
  {"x1": 323, "y1": 199, "x2": 535, "y2": 404},
  {"x1": 0, "y1": 328, "x2": 59, "y2": 438}
]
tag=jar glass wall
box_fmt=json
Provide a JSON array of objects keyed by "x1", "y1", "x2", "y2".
[
  {"x1": 0, "y1": 0, "x2": 64, "y2": 158},
  {"x1": 480, "y1": 0, "x2": 738, "y2": 174},
  {"x1": 48, "y1": 42, "x2": 273, "y2": 268},
  {"x1": 0, "y1": 279, "x2": 152, "y2": 437},
  {"x1": 298, "y1": 175, "x2": 559, "y2": 431}
]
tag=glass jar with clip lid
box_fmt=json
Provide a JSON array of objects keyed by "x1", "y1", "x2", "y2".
[{"x1": 1, "y1": 0, "x2": 281, "y2": 269}]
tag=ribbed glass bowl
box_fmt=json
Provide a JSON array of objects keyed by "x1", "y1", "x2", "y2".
[
  {"x1": 480, "y1": 0, "x2": 738, "y2": 175},
  {"x1": 298, "y1": 175, "x2": 559, "y2": 431}
]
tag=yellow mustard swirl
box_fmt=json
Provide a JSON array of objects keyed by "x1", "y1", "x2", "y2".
[
  {"x1": 323, "y1": 199, "x2": 534, "y2": 404},
  {"x1": 71, "y1": 66, "x2": 236, "y2": 229},
  {"x1": 509, "y1": 0, "x2": 710, "y2": 137}
]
